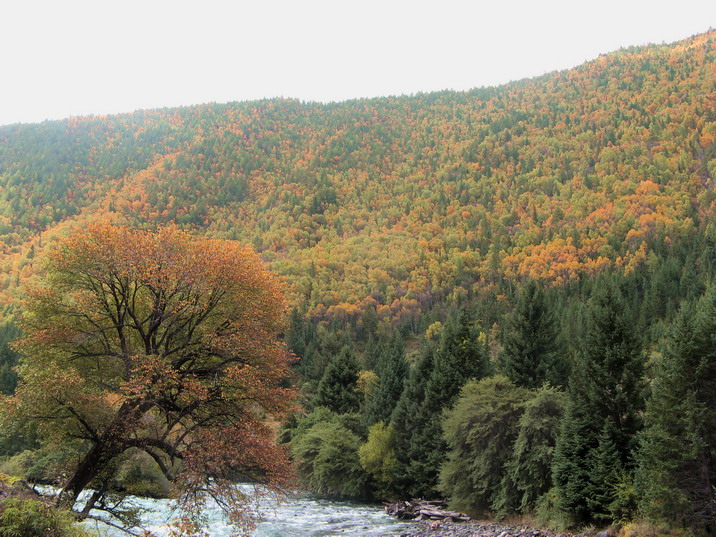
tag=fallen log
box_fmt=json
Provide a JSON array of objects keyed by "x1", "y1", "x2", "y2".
[
  {"x1": 384, "y1": 498, "x2": 470, "y2": 522},
  {"x1": 418, "y1": 508, "x2": 471, "y2": 521}
]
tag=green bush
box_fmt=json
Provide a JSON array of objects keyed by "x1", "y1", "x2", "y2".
[
  {"x1": 439, "y1": 376, "x2": 531, "y2": 516},
  {"x1": 610, "y1": 472, "x2": 638, "y2": 524},
  {"x1": 498, "y1": 386, "x2": 566, "y2": 516},
  {"x1": 0, "y1": 448, "x2": 78, "y2": 485},
  {"x1": 282, "y1": 407, "x2": 338, "y2": 445},
  {"x1": 291, "y1": 417, "x2": 368, "y2": 498},
  {"x1": 534, "y1": 488, "x2": 574, "y2": 532},
  {"x1": 0, "y1": 453, "x2": 30, "y2": 480},
  {"x1": 358, "y1": 422, "x2": 399, "y2": 500},
  {"x1": 0, "y1": 498, "x2": 89, "y2": 537}
]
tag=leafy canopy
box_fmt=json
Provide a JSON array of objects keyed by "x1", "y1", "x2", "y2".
[{"x1": 2, "y1": 224, "x2": 294, "y2": 535}]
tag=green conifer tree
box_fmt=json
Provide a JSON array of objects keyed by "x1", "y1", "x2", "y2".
[
  {"x1": 553, "y1": 279, "x2": 644, "y2": 524},
  {"x1": 362, "y1": 335, "x2": 381, "y2": 372},
  {"x1": 587, "y1": 421, "x2": 623, "y2": 524},
  {"x1": 499, "y1": 280, "x2": 566, "y2": 388},
  {"x1": 0, "y1": 323, "x2": 20, "y2": 395},
  {"x1": 577, "y1": 281, "x2": 644, "y2": 458},
  {"x1": 363, "y1": 334, "x2": 407, "y2": 426},
  {"x1": 361, "y1": 304, "x2": 379, "y2": 342},
  {"x1": 438, "y1": 310, "x2": 492, "y2": 383},
  {"x1": 391, "y1": 310, "x2": 492, "y2": 497},
  {"x1": 636, "y1": 285, "x2": 716, "y2": 531},
  {"x1": 551, "y1": 401, "x2": 595, "y2": 523},
  {"x1": 287, "y1": 306, "x2": 308, "y2": 358},
  {"x1": 300, "y1": 327, "x2": 341, "y2": 384},
  {"x1": 313, "y1": 346, "x2": 361, "y2": 414},
  {"x1": 390, "y1": 347, "x2": 434, "y2": 498}
]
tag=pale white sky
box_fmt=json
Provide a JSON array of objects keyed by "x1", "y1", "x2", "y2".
[{"x1": 1, "y1": 0, "x2": 713, "y2": 126}]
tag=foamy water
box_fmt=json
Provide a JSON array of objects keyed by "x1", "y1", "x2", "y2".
[{"x1": 71, "y1": 486, "x2": 414, "y2": 536}]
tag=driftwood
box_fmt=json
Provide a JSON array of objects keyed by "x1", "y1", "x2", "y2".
[{"x1": 384, "y1": 499, "x2": 471, "y2": 522}]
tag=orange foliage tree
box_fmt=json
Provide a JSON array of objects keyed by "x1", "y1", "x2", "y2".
[{"x1": 3, "y1": 224, "x2": 294, "y2": 535}]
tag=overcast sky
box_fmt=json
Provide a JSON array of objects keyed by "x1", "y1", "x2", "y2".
[{"x1": 1, "y1": 0, "x2": 713, "y2": 126}]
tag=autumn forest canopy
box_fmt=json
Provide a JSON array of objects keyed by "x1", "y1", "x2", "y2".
[
  {"x1": 0, "y1": 30, "x2": 714, "y2": 536},
  {"x1": 0, "y1": 31, "x2": 713, "y2": 320}
]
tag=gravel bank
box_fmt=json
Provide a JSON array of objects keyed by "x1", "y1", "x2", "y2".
[{"x1": 394, "y1": 520, "x2": 585, "y2": 537}]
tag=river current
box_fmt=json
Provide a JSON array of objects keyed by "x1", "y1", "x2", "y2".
[{"x1": 78, "y1": 488, "x2": 415, "y2": 537}]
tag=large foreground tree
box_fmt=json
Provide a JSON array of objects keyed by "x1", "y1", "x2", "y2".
[{"x1": 2, "y1": 224, "x2": 295, "y2": 535}]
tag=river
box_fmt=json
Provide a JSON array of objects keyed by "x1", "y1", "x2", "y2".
[{"x1": 77, "y1": 487, "x2": 415, "y2": 537}]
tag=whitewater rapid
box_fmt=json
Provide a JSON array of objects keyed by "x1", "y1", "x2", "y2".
[{"x1": 77, "y1": 488, "x2": 414, "y2": 536}]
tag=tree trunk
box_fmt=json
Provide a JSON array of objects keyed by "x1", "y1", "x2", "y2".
[
  {"x1": 57, "y1": 442, "x2": 118, "y2": 510},
  {"x1": 57, "y1": 400, "x2": 142, "y2": 511}
]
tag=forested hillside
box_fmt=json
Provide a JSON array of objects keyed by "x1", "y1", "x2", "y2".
[
  {"x1": 0, "y1": 31, "x2": 713, "y2": 322},
  {"x1": 0, "y1": 31, "x2": 715, "y2": 535}
]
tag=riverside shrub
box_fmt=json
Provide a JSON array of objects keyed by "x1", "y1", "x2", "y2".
[
  {"x1": 439, "y1": 376, "x2": 530, "y2": 515},
  {"x1": 500, "y1": 386, "x2": 566, "y2": 514},
  {"x1": 358, "y1": 421, "x2": 399, "y2": 500},
  {"x1": 291, "y1": 418, "x2": 368, "y2": 497},
  {"x1": 0, "y1": 498, "x2": 89, "y2": 537}
]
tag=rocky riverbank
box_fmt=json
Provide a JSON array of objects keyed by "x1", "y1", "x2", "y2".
[
  {"x1": 394, "y1": 520, "x2": 587, "y2": 537},
  {"x1": 383, "y1": 500, "x2": 593, "y2": 537}
]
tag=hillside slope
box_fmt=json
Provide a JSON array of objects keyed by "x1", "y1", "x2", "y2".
[{"x1": 0, "y1": 31, "x2": 714, "y2": 319}]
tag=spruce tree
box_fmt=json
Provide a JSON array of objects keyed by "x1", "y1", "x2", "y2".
[
  {"x1": 422, "y1": 311, "x2": 492, "y2": 421},
  {"x1": 553, "y1": 279, "x2": 645, "y2": 524},
  {"x1": 313, "y1": 346, "x2": 361, "y2": 414},
  {"x1": 438, "y1": 310, "x2": 492, "y2": 383},
  {"x1": 391, "y1": 310, "x2": 491, "y2": 498},
  {"x1": 552, "y1": 401, "x2": 596, "y2": 523},
  {"x1": 499, "y1": 280, "x2": 566, "y2": 389},
  {"x1": 361, "y1": 304, "x2": 379, "y2": 342},
  {"x1": 286, "y1": 306, "x2": 309, "y2": 358},
  {"x1": 587, "y1": 420, "x2": 623, "y2": 524},
  {"x1": 362, "y1": 334, "x2": 382, "y2": 372},
  {"x1": 578, "y1": 280, "x2": 644, "y2": 458},
  {"x1": 363, "y1": 334, "x2": 407, "y2": 426},
  {"x1": 299, "y1": 327, "x2": 341, "y2": 384},
  {"x1": 636, "y1": 285, "x2": 716, "y2": 531},
  {"x1": 0, "y1": 323, "x2": 20, "y2": 395},
  {"x1": 390, "y1": 346, "x2": 434, "y2": 497}
]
